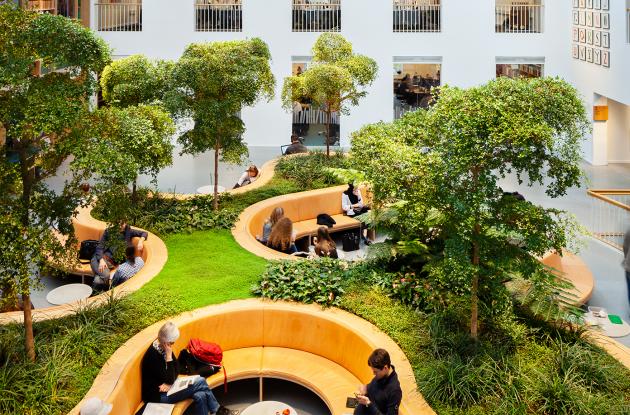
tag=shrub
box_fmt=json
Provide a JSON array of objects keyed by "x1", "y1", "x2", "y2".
[
  {"x1": 253, "y1": 258, "x2": 347, "y2": 306},
  {"x1": 276, "y1": 151, "x2": 349, "y2": 188}
]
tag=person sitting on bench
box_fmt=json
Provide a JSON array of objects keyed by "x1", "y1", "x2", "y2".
[
  {"x1": 91, "y1": 221, "x2": 148, "y2": 291},
  {"x1": 139, "y1": 322, "x2": 239, "y2": 415},
  {"x1": 111, "y1": 246, "x2": 144, "y2": 287},
  {"x1": 284, "y1": 134, "x2": 308, "y2": 155},
  {"x1": 341, "y1": 183, "x2": 371, "y2": 246},
  {"x1": 314, "y1": 226, "x2": 338, "y2": 259},
  {"x1": 266, "y1": 217, "x2": 298, "y2": 254},
  {"x1": 257, "y1": 207, "x2": 284, "y2": 244}
]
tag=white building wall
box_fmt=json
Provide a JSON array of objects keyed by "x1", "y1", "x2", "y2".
[{"x1": 91, "y1": 0, "x2": 630, "y2": 163}]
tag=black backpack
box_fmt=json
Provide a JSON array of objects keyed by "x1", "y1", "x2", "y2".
[{"x1": 78, "y1": 240, "x2": 98, "y2": 263}]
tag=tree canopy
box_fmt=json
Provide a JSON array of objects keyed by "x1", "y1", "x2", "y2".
[
  {"x1": 282, "y1": 33, "x2": 378, "y2": 156},
  {"x1": 350, "y1": 77, "x2": 590, "y2": 338},
  {"x1": 167, "y1": 38, "x2": 275, "y2": 209},
  {"x1": 0, "y1": 4, "x2": 111, "y2": 360}
]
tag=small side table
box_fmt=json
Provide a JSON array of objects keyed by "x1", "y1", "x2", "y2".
[
  {"x1": 46, "y1": 283, "x2": 93, "y2": 305},
  {"x1": 196, "y1": 185, "x2": 226, "y2": 195},
  {"x1": 241, "y1": 401, "x2": 297, "y2": 415},
  {"x1": 584, "y1": 312, "x2": 630, "y2": 338}
]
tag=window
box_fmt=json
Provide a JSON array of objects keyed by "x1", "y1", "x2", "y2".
[
  {"x1": 195, "y1": 0, "x2": 242, "y2": 32},
  {"x1": 495, "y1": 0, "x2": 544, "y2": 33},
  {"x1": 393, "y1": 60, "x2": 441, "y2": 119},
  {"x1": 292, "y1": 0, "x2": 341, "y2": 32},
  {"x1": 96, "y1": 0, "x2": 142, "y2": 32},
  {"x1": 291, "y1": 61, "x2": 341, "y2": 147},
  {"x1": 496, "y1": 57, "x2": 544, "y2": 78},
  {"x1": 393, "y1": 0, "x2": 441, "y2": 33}
]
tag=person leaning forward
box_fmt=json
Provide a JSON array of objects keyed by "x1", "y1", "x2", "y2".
[
  {"x1": 354, "y1": 348, "x2": 402, "y2": 415},
  {"x1": 90, "y1": 221, "x2": 148, "y2": 290}
]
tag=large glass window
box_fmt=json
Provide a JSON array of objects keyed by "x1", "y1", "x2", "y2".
[
  {"x1": 495, "y1": 0, "x2": 544, "y2": 33},
  {"x1": 291, "y1": 62, "x2": 340, "y2": 147},
  {"x1": 496, "y1": 63, "x2": 543, "y2": 78},
  {"x1": 393, "y1": 63, "x2": 441, "y2": 119}
]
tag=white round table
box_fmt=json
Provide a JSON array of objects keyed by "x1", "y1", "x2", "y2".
[
  {"x1": 584, "y1": 311, "x2": 630, "y2": 338},
  {"x1": 241, "y1": 401, "x2": 297, "y2": 415},
  {"x1": 46, "y1": 283, "x2": 93, "y2": 305},
  {"x1": 196, "y1": 185, "x2": 226, "y2": 195}
]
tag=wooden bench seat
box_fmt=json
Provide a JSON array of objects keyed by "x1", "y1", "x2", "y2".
[{"x1": 72, "y1": 300, "x2": 433, "y2": 415}]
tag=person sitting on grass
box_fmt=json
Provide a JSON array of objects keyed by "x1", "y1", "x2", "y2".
[
  {"x1": 91, "y1": 220, "x2": 148, "y2": 291},
  {"x1": 233, "y1": 165, "x2": 259, "y2": 189},
  {"x1": 257, "y1": 207, "x2": 284, "y2": 244},
  {"x1": 139, "y1": 322, "x2": 239, "y2": 415},
  {"x1": 314, "y1": 226, "x2": 338, "y2": 259},
  {"x1": 266, "y1": 217, "x2": 298, "y2": 254},
  {"x1": 111, "y1": 246, "x2": 144, "y2": 288}
]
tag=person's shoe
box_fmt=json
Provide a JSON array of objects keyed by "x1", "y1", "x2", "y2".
[
  {"x1": 363, "y1": 238, "x2": 372, "y2": 246},
  {"x1": 216, "y1": 407, "x2": 240, "y2": 415}
]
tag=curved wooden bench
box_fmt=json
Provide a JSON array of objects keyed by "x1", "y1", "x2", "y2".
[
  {"x1": 233, "y1": 185, "x2": 364, "y2": 260},
  {"x1": 0, "y1": 206, "x2": 167, "y2": 324},
  {"x1": 540, "y1": 250, "x2": 594, "y2": 306},
  {"x1": 70, "y1": 299, "x2": 434, "y2": 415},
  {"x1": 159, "y1": 158, "x2": 278, "y2": 200}
]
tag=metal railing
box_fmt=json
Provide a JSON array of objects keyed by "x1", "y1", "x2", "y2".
[
  {"x1": 393, "y1": 2, "x2": 441, "y2": 33},
  {"x1": 195, "y1": 1, "x2": 242, "y2": 32},
  {"x1": 293, "y1": 109, "x2": 339, "y2": 125},
  {"x1": 27, "y1": 0, "x2": 56, "y2": 12},
  {"x1": 495, "y1": 4, "x2": 543, "y2": 33},
  {"x1": 292, "y1": 0, "x2": 341, "y2": 32},
  {"x1": 96, "y1": 2, "x2": 142, "y2": 32},
  {"x1": 587, "y1": 189, "x2": 630, "y2": 251}
]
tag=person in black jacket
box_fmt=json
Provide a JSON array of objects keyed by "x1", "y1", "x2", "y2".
[
  {"x1": 140, "y1": 322, "x2": 239, "y2": 415},
  {"x1": 354, "y1": 349, "x2": 403, "y2": 415}
]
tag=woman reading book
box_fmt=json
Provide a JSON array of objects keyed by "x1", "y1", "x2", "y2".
[{"x1": 139, "y1": 322, "x2": 239, "y2": 415}]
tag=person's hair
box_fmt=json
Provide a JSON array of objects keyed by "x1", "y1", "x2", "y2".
[
  {"x1": 247, "y1": 165, "x2": 259, "y2": 177},
  {"x1": 315, "y1": 226, "x2": 336, "y2": 257},
  {"x1": 368, "y1": 348, "x2": 391, "y2": 370},
  {"x1": 157, "y1": 322, "x2": 180, "y2": 344},
  {"x1": 267, "y1": 217, "x2": 293, "y2": 252},
  {"x1": 125, "y1": 245, "x2": 136, "y2": 265},
  {"x1": 269, "y1": 207, "x2": 284, "y2": 227},
  {"x1": 291, "y1": 133, "x2": 299, "y2": 143}
]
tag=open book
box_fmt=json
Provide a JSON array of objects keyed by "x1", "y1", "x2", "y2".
[
  {"x1": 166, "y1": 375, "x2": 201, "y2": 397},
  {"x1": 143, "y1": 403, "x2": 175, "y2": 415}
]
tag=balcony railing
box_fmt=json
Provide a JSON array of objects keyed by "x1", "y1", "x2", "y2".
[
  {"x1": 195, "y1": 1, "x2": 242, "y2": 32},
  {"x1": 495, "y1": 4, "x2": 543, "y2": 33},
  {"x1": 393, "y1": 2, "x2": 441, "y2": 33},
  {"x1": 96, "y1": 2, "x2": 142, "y2": 32},
  {"x1": 27, "y1": 0, "x2": 57, "y2": 13},
  {"x1": 587, "y1": 189, "x2": 630, "y2": 251},
  {"x1": 292, "y1": 1, "x2": 341, "y2": 32}
]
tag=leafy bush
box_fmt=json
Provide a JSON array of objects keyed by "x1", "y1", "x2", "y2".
[
  {"x1": 253, "y1": 258, "x2": 347, "y2": 306},
  {"x1": 276, "y1": 151, "x2": 349, "y2": 188}
]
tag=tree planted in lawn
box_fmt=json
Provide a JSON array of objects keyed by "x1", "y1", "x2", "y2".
[
  {"x1": 167, "y1": 39, "x2": 275, "y2": 210},
  {"x1": 0, "y1": 4, "x2": 110, "y2": 360},
  {"x1": 350, "y1": 77, "x2": 590, "y2": 338},
  {"x1": 100, "y1": 55, "x2": 175, "y2": 202},
  {"x1": 282, "y1": 33, "x2": 377, "y2": 157}
]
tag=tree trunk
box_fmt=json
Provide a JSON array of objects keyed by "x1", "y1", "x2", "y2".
[
  {"x1": 132, "y1": 178, "x2": 137, "y2": 204},
  {"x1": 22, "y1": 293, "x2": 35, "y2": 361},
  {"x1": 18, "y1": 145, "x2": 36, "y2": 361},
  {"x1": 213, "y1": 140, "x2": 219, "y2": 211},
  {"x1": 325, "y1": 110, "x2": 331, "y2": 158},
  {"x1": 471, "y1": 229, "x2": 480, "y2": 340}
]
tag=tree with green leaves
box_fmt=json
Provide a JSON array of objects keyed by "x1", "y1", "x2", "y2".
[
  {"x1": 0, "y1": 4, "x2": 111, "y2": 360},
  {"x1": 350, "y1": 77, "x2": 590, "y2": 339},
  {"x1": 99, "y1": 55, "x2": 175, "y2": 201},
  {"x1": 167, "y1": 39, "x2": 275, "y2": 210},
  {"x1": 282, "y1": 33, "x2": 378, "y2": 157}
]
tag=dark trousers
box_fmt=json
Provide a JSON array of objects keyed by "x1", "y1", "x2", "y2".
[{"x1": 159, "y1": 377, "x2": 219, "y2": 415}]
